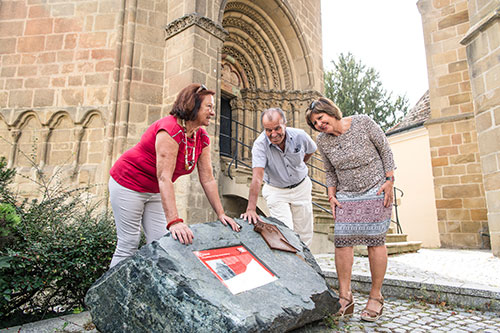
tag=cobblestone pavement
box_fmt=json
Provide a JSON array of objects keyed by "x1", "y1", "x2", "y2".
[
  {"x1": 6, "y1": 292, "x2": 500, "y2": 333},
  {"x1": 3, "y1": 249, "x2": 500, "y2": 332},
  {"x1": 295, "y1": 292, "x2": 500, "y2": 332}
]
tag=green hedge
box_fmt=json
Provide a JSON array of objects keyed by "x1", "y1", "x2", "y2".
[{"x1": 0, "y1": 157, "x2": 116, "y2": 327}]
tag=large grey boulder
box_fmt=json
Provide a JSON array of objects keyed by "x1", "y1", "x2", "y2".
[{"x1": 85, "y1": 217, "x2": 339, "y2": 332}]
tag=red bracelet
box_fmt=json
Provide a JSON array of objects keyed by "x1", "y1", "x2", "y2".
[
  {"x1": 328, "y1": 195, "x2": 335, "y2": 202},
  {"x1": 167, "y1": 218, "x2": 183, "y2": 230}
]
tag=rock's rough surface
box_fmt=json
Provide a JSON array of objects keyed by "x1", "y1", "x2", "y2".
[{"x1": 85, "y1": 217, "x2": 339, "y2": 332}]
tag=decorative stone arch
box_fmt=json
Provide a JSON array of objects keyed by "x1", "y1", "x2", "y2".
[
  {"x1": 46, "y1": 110, "x2": 74, "y2": 128},
  {"x1": 79, "y1": 109, "x2": 104, "y2": 128},
  {"x1": 12, "y1": 110, "x2": 42, "y2": 129},
  {"x1": 218, "y1": 0, "x2": 315, "y2": 91},
  {"x1": 221, "y1": 54, "x2": 250, "y2": 95},
  {"x1": 45, "y1": 111, "x2": 76, "y2": 168},
  {"x1": 217, "y1": 0, "x2": 317, "y2": 157}
]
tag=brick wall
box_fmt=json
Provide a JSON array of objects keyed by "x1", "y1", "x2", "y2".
[{"x1": 419, "y1": 0, "x2": 488, "y2": 248}]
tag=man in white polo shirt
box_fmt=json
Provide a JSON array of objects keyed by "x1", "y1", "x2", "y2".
[{"x1": 240, "y1": 107, "x2": 317, "y2": 246}]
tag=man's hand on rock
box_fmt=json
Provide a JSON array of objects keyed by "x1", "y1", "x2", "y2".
[{"x1": 240, "y1": 209, "x2": 264, "y2": 224}]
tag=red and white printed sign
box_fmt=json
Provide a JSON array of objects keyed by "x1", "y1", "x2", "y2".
[{"x1": 193, "y1": 245, "x2": 278, "y2": 294}]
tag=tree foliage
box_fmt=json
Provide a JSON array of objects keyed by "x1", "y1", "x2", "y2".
[{"x1": 324, "y1": 52, "x2": 410, "y2": 131}]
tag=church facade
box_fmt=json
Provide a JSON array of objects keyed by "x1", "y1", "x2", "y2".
[
  {"x1": 0, "y1": 0, "x2": 323, "y2": 224},
  {"x1": 1, "y1": 0, "x2": 499, "y2": 255}
]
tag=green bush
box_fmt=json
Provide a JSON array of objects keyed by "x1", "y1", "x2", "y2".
[
  {"x1": 0, "y1": 157, "x2": 116, "y2": 327},
  {"x1": 0, "y1": 203, "x2": 21, "y2": 248}
]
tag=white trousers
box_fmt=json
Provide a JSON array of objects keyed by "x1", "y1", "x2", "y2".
[
  {"x1": 109, "y1": 177, "x2": 167, "y2": 268},
  {"x1": 262, "y1": 176, "x2": 314, "y2": 247}
]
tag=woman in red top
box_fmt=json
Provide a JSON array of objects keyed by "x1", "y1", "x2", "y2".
[{"x1": 109, "y1": 84, "x2": 240, "y2": 267}]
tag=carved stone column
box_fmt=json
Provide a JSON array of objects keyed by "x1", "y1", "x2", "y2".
[
  {"x1": 8, "y1": 129, "x2": 21, "y2": 169},
  {"x1": 72, "y1": 125, "x2": 85, "y2": 178},
  {"x1": 38, "y1": 127, "x2": 50, "y2": 170}
]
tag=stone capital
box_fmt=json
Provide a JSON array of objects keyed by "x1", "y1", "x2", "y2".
[{"x1": 165, "y1": 12, "x2": 229, "y2": 42}]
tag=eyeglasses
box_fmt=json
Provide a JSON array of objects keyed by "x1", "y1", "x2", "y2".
[
  {"x1": 308, "y1": 100, "x2": 318, "y2": 111},
  {"x1": 196, "y1": 84, "x2": 207, "y2": 94}
]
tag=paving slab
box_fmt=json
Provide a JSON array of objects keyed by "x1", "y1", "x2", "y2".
[
  {"x1": 0, "y1": 312, "x2": 97, "y2": 333},
  {"x1": 316, "y1": 248, "x2": 500, "y2": 312}
]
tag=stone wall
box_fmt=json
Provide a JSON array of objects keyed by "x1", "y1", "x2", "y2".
[
  {"x1": 0, "y1": 0, "x2": 323, "y2": 226},
  {"x1": 0, "y1": 0, "x2": 122, "y2": 198},
  {"x1": 460, "y1": 0, "x2": 500, "y2": 255},
  {"x1": 418, "y1": 0, "x2": 488, "y2": 248}
]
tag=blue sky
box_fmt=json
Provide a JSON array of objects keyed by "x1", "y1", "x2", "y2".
[{"x1": 321, "y1": 0, "x2": 429, "y2": 107}]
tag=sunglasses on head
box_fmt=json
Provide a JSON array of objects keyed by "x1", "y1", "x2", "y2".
[
  {"x1": 308, "y1": 100, "x2": 318, "y2": 110},
  {"x1": 196, "y1": 84, "x2": 207, "y2": 94}
]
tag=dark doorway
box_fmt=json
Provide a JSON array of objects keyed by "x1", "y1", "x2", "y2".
[{"x1": 220, "y1": 97, "x2": 232, "y2": 157}]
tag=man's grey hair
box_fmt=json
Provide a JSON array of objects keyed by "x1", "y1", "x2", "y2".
[{"x1": 261, "y1": 108, "x2": 287, "y2": 125}]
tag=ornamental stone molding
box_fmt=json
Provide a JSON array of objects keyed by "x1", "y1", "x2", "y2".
[
  {"x1": 240, "y1": 88, "x2": 321, "y2": 104},
  {"x1": 222, "y1": 46, "x2": 257, "y2": 89},
  {"x1": 165, "y1": 12, "x2": 229, "y2": 41},
  {"x1": 230, "y1": 88, "x2": 322, "y2": 127},
  {"x1": 223, "y1": 36, "x2": 267, "y2": 87},
  {"x1": 223, "y1": 18, "x2": 281, "y2": 89},
  {"x1": 223, "y1": 2, "x2": 293, "y2": 90}
]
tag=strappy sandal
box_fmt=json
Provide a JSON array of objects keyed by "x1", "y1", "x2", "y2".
[
  {"x1": 360, "y1": 296, "x2": 384, "y2": 322},
  {"x1": 334, "y1": 295, "x2": 354, "y2": 317}
]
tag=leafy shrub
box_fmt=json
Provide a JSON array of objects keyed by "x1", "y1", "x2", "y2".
[
  {"x1": 0, "y1": 157, "x2": 116, "y2": 327},
  {"x1": 0, "y1": 203, "x2": 21, "y2": 248}
]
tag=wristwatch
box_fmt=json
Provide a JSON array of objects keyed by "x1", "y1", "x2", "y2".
[{"x1": 385, "y1": 176, "x2": 395, "y2": 182}]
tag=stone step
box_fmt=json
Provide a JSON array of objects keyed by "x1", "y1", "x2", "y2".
[
  {"x1": 232, "y1": 167, "x2": 253, "y2": 177},
  {"x1": 312, "y1": 188, "x2": 327, "y2": 196},
  {"x1": 353, "y1": 241, "x2": 422, "y2": 256},
  {"x1": 312, "y1": 196, "x2": 330, "y2": 204},
  {"x1": 313, "y1": 205, "x2": 331, "y2": 214},
  {"x1": 313, "y1": 223, "x2": 334, "y2": 234},
  {"x1": 313, "y1": 212, "x2": 333, "y2": 224},
  {"x1": 234, "y1": 175, "x2": 251, "y2": 184},
  {"x1": 386, "y1": 233, "x2": 408, "y2": 243},
  {"x1": 313, "y1": 209, "x2": 331, "y2": 218}
]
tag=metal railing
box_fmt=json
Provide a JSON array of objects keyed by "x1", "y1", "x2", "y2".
[
  {"x1": 220, "y1": 114, "x2": 404, "y2": 233},
  {"x1": 392, "y1": 187, "x2": 404, "y2": 234}
]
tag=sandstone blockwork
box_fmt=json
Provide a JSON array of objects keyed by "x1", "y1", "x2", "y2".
[
  {"x1": 0, "y1": 0, "x2": 323, "y2": 222},
  {"x1": 419, "y1": 0, "x2": 499, "y2": 253},
  {"x1": 0, "y1": 110, "x2": 105, "y2": 197}
]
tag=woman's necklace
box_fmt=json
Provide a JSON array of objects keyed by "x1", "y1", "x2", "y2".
[{"x1": 181, "y1": 119, "x2": 196, "y2": 171}]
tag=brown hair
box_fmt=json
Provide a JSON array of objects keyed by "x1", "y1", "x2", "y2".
[
  {"x1": 170, "y1": 83, "x2": 215, "y2": 121},
  {"x1": 305, "y1": 97, "x2": 342, "y2": 131}
]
